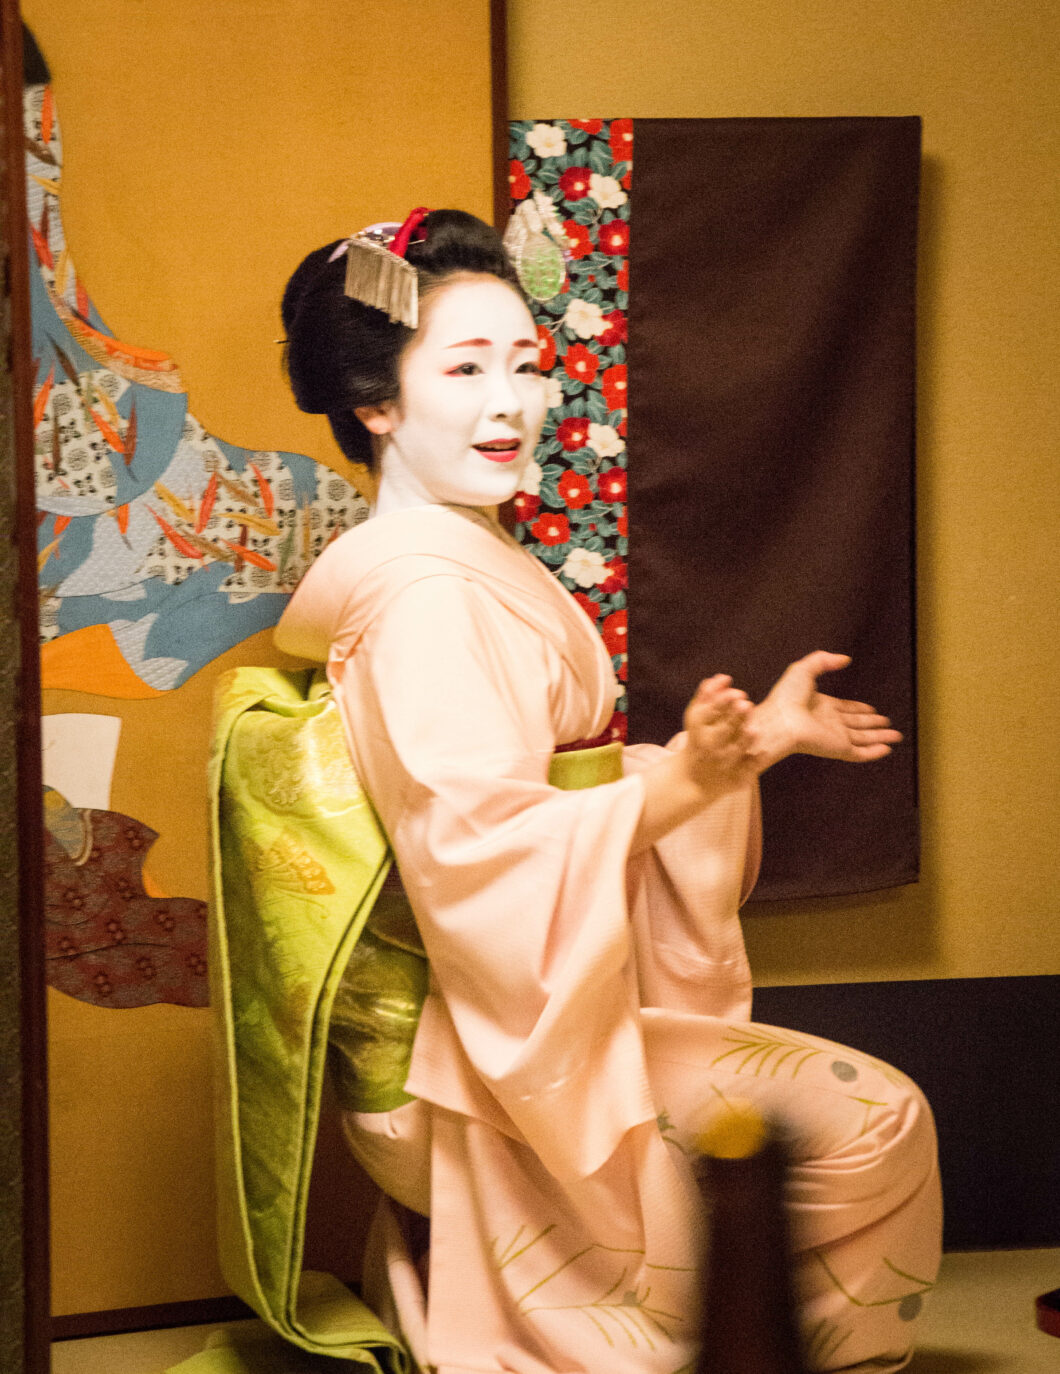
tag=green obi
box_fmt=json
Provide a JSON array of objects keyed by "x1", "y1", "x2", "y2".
[{"x1": 208, "y1": 666, "x2": 622, "y2": 1369}]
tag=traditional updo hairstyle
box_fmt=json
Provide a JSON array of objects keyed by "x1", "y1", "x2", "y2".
[{"x1": 281, "y1": 209, "x2": 522, "y2": 468}]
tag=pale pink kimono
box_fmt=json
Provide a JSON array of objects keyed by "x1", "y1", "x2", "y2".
[{"x1": 275, "y1": 504, "x2": 941, "y2": 1374}]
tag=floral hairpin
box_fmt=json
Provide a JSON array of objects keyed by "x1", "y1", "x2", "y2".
[{"x1": 503, "y1": 191, "x2": 569, "y2": 302}]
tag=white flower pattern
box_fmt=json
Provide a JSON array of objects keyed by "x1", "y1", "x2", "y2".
[
  {"x1": 561, "y1": 547, "x2": 609, "y2": 588},
  {"x1": 518, "y1": 460, "x2": 544, "y2": 497},
  {"x1": 525, "y1": 123, "x2": 568, "y2": 159},
  {"x1": 564, "y1": 299, "x2": 607, "y2": 339},
  {"x1": 589, "y1": 172, "x2": 627, "y2": 209},
  {"x1": 587, "y1": 423, "x2": 625, "y2": 459}
]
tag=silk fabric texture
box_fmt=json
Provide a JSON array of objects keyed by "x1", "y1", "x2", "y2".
[{"x1": 274, "y1": 505, "x2": 941, "y2": 1373}]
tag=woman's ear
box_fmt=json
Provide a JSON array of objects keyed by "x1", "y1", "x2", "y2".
[{"x1": 355, "y1": 404, "x2": 395, "y2": 437}]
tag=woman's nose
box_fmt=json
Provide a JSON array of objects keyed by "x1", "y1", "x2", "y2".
[{"x1": 487, "y1": 368, "x2": 523, "y2": 420}]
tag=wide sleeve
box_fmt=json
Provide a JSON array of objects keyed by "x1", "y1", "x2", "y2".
[
  {"x1": 622, "y1": 741, "x2": 755, "y2": 1021},
  {"x1": 329, "y1": 573, "x2": 658, "y2": 1184}
]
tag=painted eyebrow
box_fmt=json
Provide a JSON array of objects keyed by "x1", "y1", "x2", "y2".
[{"x1": 444, "y1": 337, "x2": 539, "y2": 350}]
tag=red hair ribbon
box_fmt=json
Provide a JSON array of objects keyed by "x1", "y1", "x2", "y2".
[{"x1": 390, "y1": 207, "x2": 431, "y2": 259}]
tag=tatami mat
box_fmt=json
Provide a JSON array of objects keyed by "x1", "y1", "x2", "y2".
[{"x1": 51, "y1": 1248, "x2": 1060, "y2": 1373}]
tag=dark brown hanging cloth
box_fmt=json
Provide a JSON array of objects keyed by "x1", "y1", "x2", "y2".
[{"x1": 627, "y1": 117, "x2": 921, "y2": 899}]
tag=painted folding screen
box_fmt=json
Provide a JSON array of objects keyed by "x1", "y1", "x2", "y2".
[
  {"x1": 26, "y1": 1, "x2": 499, "y2": 1317},
  {"x1": 510, "y1": 118, "x2": 920, "y2": 899}
]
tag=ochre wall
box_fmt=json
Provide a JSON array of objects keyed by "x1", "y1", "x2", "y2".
[
  {"x1": 510, "y1": 0, "x2": 1060, "y2": 987},
  {"x1": 30, "y1": 0, "x2": 1059, "y2": 1320},
  {"x1": 24, "y1": 0, "x2": 495, "y2": 1315}
]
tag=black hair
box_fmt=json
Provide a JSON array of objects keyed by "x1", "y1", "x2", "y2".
[{"x1": 281, "y1": 209, "x2": 522, "y2": 468}]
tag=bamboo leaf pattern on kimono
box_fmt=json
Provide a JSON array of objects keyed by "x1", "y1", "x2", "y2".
[
  {"x1": 811, "y1": 1251, "x2": 936, "y2": 1321},
  {"x1": 711, "y1": 1026, "x2": 825, "y2": 1079},
  {"x1": 493, "y1": 1225, "x2": 690, "y2": 1353}
]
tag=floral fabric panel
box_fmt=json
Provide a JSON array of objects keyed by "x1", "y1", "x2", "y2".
[
  {"x1": 509, "y1": 120, "x2": 632, "y2": 742},
  {"x1": 24, "y1": 80, "x2": 368, "y2": 696}
]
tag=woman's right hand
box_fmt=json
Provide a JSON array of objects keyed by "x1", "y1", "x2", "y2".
[
  {"x1": 680, "y1": 674, "x2": 757, "y2": 790},
  {"x1": 631, "y1": 674, "x2": 758, "y2": 855}
]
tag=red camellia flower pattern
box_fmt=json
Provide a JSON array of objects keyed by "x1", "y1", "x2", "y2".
[
  {"x1": 609, "y1": 118, "x2": 633, "y2": 163},
  {"x1": 512, "y1": 491, "x2": 540, "y2": 522},
  {"x1": 509, "y1": 159, "x2": 531, "y2": 200},
  {"x1": 599, "y1": 219, "x2": 630, "y2": 256},
  {"x1": 556, "y1": 416, "x2": 590, "y2": 450},
  {"x1": 530, "y1": 512, "x2": 571, "y2": 547},
  {"x1": 601, "y1": 609, "x2": 628, "y2": 656},
  {"x1": 601, "y1": 365, "x2": 627, "y2": 411},
  {"x1": 537, "y1": 324, "x2": 556, "y2": 372},
  {"x1": 558, "y1": 471, "x2": 593, "y2": 508},
  {"x1": 559, "y1": 165, "x2": 593, "y2": 200},
  {"x1": 599, "y1": 557, "x2": 627, "y2": 593},
  {"x1": 511, "y1": 119, "x2": 631, "y2": 741},
  {"x1": 598, "y1": 466, "x2": 627, "y2": 503},
  {"x1": 597, "y1": 309, "x2": 627, "y2": 347},
  {"x1": 563, "y1": 220, "x2": 594, "y2": 260},
  {"x1": 563, "y1": 343, "x2": 600, "y2": 385}
]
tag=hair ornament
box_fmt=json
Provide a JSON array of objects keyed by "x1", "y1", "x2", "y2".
[
  {"x1": 503, "y1": 191, "x2": 569, "y2": 302},
  {"x1": 329, "y1": 208, "x2": 431, "y2": 328}
]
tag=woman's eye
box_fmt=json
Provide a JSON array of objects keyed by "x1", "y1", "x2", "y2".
[
  {"x1": 447, "y1": 362, "x2": 481, "y2": 377},
  {"x1": 517, "y1": 362, "x2": 542, "y2": 376}
]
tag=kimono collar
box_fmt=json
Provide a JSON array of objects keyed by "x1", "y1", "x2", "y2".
[{"x1": 275, "y1": 505, "x2": 616, "y2": 731}]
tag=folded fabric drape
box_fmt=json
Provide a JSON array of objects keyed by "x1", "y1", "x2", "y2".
[
  {"x1": 207, "y1": 665, "x2": 408, "y2": 1371},
  {"x1": 204, "y1": 666, "x2": 627, "y2": 1370}
]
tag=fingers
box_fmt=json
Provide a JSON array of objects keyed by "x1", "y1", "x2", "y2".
[
  {"x1": 694, "y1": 673, "x2": 733, "y2": 701},
  {"x1": 682, "y1": 674, "x2": 758, "y2": 782},
  {"x1": 850, "y1": 742, "x2": 895, "y2": 762},
  {"x1": 843, "y1": 710, "x2": 899, "y2": 731},
  {"x1": 827, "y1": 694, "x2": 905, "y2": 744},
  {"x1": 849, "y1": 727, "x2": 903, "y2": 746},
  {"x1": 686, "y1": 675, "x2": 750, "y2": 730},
  {"x1": 798, "y1": 650, "x2": 852, "y2": 677}
]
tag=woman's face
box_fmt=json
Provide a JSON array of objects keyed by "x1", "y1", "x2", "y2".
[{"x1": 363, "y1": 275, "x2": 547, "y2": 511}]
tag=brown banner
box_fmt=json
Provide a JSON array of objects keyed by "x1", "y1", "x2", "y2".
[{"x1": 628, "y1": 117, "x2": 921, "y2": 898}]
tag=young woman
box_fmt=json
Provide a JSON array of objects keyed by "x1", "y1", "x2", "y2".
[{"x1": 275, "y1": 209, "x2": 941, "y2": 1373}]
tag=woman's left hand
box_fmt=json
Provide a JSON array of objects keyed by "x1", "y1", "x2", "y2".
[{"x1": 749, "y1": 651, "x2": 903, "y2": 771}]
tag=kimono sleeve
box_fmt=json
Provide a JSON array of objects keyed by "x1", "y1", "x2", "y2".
[{"x1": 329, "y1": 573, "x2": 658, "y2": 1183}]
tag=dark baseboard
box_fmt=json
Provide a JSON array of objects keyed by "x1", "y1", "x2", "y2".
[
  {"x1": 754, "y1": 973, "x2": 1060, "y2": 1250},
  {"x1": 52, "y1": 1295, "x2": 256, "y2": 1342}
]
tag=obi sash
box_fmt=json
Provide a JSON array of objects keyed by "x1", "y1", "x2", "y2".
[{"x1": 207, "y1": 664, "x2": 622, "y2": 1368}]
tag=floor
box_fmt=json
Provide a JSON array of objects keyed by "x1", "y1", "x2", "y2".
[{"x1": 51, "y1": 1248, "x2": 1060, "y2": 1373}]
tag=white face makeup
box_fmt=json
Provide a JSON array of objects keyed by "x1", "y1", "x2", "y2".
[{"x1": 363, "y1": 276, "x2": 548, "y2": 515}]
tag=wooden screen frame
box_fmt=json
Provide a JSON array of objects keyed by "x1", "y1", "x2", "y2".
[{"x1": 1, "y1": 0, "x2": 49, "y2": 1370}]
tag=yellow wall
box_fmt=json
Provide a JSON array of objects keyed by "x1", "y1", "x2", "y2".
[
  {"x1": 26, "y1": 0, "x2": 494, "y2": 469},
  {"x1": 510, "y1": 0, "x2": 1060, "y2": 986},
  {"x1": 24, "y1": 0, "x2": 495, "y2": 1314},
  {"x1": 29, "y1": 0, "x2": 1060, "y2": 1320}
]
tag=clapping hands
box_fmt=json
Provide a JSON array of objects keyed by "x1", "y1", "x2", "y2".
[{"x1": 682, "y1": 653, "x2": 902, "y2": 783}]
